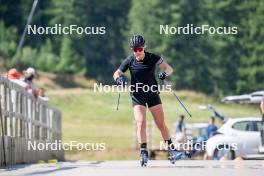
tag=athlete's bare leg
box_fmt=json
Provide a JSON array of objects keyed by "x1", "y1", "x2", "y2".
[
  {"x1": 149, "y1": 104, "x2": 170, "y2": 140},
  {"x1": 133, "y1": 105, "x2": 147, "y2": 143}
]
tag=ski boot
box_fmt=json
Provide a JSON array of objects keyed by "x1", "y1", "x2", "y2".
[
  {"x1": 184, "y1": 151, "x2": 192, "y2": 159},
  {"x1": 168, "y1": 149, "x2": 191, "y2": 164},
  {"x1": 140, "y1": 149, "x2": 149, "y2": 167}
]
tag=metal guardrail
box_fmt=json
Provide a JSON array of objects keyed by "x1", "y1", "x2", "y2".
[{"x1": 0, "y1": 76, "x2": 63, "y2": 167}]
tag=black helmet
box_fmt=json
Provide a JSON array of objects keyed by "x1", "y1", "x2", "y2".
[{"x1": 130, "y1": 34, "x2": 145, "y2": 48}]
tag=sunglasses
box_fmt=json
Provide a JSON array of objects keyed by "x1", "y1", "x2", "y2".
[{"x1": 132, "y1": 47, "x2": 144, "y2": 52}]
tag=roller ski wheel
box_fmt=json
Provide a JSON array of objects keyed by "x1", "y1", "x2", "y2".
[{"x1": 140, "y1": 150, "x2": 149, "y2": 167}]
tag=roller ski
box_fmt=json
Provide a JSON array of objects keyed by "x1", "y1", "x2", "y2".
[
  {"x1": 140, "y1": 149, "x2": 149, "y2": 167},
  {"x1": 168, "y1": 149, "x2": 192, "y2": 164}
]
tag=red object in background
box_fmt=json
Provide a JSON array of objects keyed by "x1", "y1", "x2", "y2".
[{"x1": 7, "y1": 68, "x2": 21, "y2": 80}]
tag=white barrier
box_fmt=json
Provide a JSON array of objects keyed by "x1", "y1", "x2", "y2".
[{"x1": 0, "y1": 76, "x2": 63, "y2": 167}]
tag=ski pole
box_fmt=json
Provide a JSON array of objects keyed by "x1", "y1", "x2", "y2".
[
  {"x1": 116, "y1": 92, "x2": 121, "y2": 111},
  {"x1": 163, "y1": 80, "x2": 192, "y2": 117},
  {"x1": 115, "y1": 77, "x2": 127, "y2": 111}
]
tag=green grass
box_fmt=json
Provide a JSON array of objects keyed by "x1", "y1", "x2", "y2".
[{"x1": 47, "y1": 88, "x2": 260, "y2": 160}]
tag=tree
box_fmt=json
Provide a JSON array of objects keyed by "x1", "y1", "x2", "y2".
[{"x1": 236, "y1": 0, "x2": 264, "y2": 93}]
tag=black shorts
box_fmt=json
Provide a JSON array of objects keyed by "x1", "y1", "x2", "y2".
[{"x1": 132, "y1": 94, "x2": 162, "y2": 108}]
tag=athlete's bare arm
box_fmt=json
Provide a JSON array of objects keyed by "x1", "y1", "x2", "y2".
[
  {"x1": 113, "y1": 69, "x2": 124, "y2": 81},
  {"x1": 260, "y1": 100, "x2": 264, "y2": 114},
  {"x1": 159, "y1": 61, "x2": 173, "y2": 76}
]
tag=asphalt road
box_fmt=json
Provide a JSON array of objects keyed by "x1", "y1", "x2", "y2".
[{"x1": 1, "y1": 160, "x2": 264, "y2": 176}]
